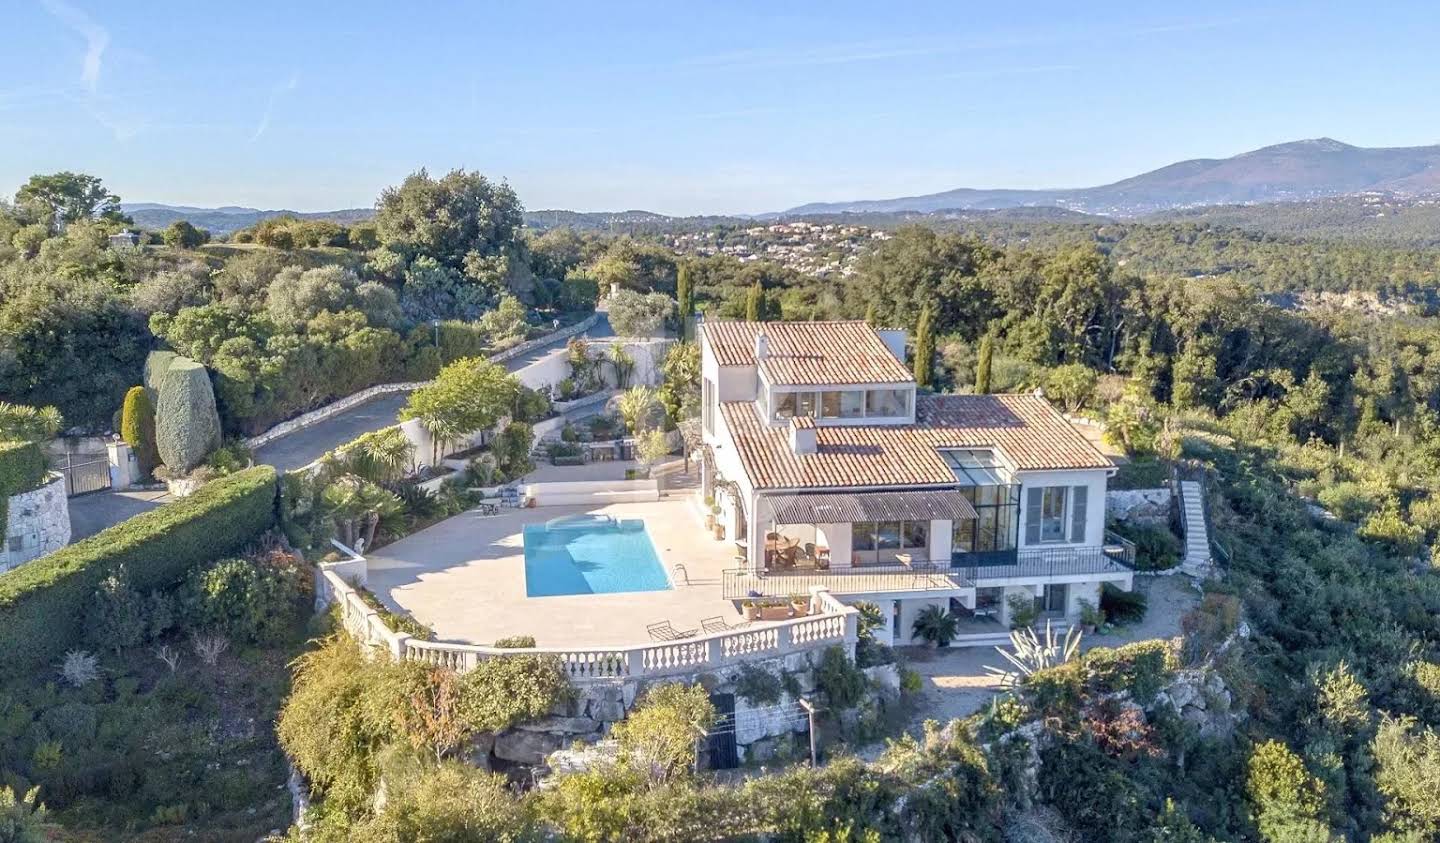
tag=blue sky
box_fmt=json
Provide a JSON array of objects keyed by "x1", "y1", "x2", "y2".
[{"x1": 2, "y1": 1, "x2": 1438, "y2": 215}]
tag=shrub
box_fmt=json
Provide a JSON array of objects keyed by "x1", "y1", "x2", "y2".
[
  {"x1": 1006, "y1": 592, "x2": 1039, "y2": 629},
  {"x1": 494, "y1": 635, "x2": 536, "y2": 648},
  {"x1": 1101, "y1": 582, "x2": 1148, "y2": 624},
  {"x1": 351, "y1": 760, "x2": 541, "y2": 842},
  {"x1": 120, "y1": 385, "x2": 159, "y2": 477},
  {"x1": 1113, "y1": 522, "x2": 1182, "y2": 570},
  {"x1": 0, "y1": 465, "x2": 277, "y2": 671},
  {"x1": 180, "y1": 555, "x2": 305, "y2": 645},
  {"x1": 1371, "y1": 715, "x2": 1440, "y2": 834},
  {"x1": 155, "y1": 356, "x2": 222, "y2": 473},
  {"x1": 59, "y1": 650, "x2": 99, "y2": 688},
  {"x1": 0, "y1": 785, "x2": 46, "y2": 842},
  {"x1": 86, "y1": 566, "x2": 147, "y2": 653},
  {"x1": 1082, "y1": 640, "x2": 1178, "y2": 702},
  {"x1": 814, "y1": 646, "x2": 869, "y2": 710},
  {"x1": 1246, "y1": 739, "x2": 1332, "y2": 841},
  {"x1": 456, "y1": 654, "x2": 573, "y2": 734},
  {"x1": 612, "y1": 683, "x2": 716, "y2": 782},
  {"x1": 734, "y1": 663, "x2": 785, "y2": 705},
  {"x1": 911, "y1": 604, "x2": 960, "y2": 645}
]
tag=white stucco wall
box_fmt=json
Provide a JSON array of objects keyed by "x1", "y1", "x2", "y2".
[{"x1": 1013, "y1": 468, "x2": 1110, "y2": 549}]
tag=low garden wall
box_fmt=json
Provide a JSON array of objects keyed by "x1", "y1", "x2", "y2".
[
  {"x1": 0, "y1": 465, "x2": 278, "y2": 670},
  {"x1": 522, "y1": 479, "x2": 660, "y2": 506}
]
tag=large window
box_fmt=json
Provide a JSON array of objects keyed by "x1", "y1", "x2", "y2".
[
  {"x1": 952, "y1": 483, "x2": 1019, "y2": 557},
  {"x1": 702, "y1": 377, "x2": 716, "y2": 435},
  {"x1": 771, "y1": 387, "x2": 912, "y2": 424},
  {"x1": 1023, "y1": 485, "x2": 1089, "y2": 545},
  {"x1": 852, "y1": 520, "x2": 929, "y2": 565}
]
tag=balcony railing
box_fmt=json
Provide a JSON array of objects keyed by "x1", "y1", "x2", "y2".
[
  {"x1": 954, "y1": 544, "x2": 1134, "y2": 582},
  {"x1": 722, "y1": 561, "x2": 973, "y2": 600}
]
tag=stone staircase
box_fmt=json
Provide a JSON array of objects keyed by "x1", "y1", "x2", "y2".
[{"x1": 1178, "y1": 480, "x2": 1213, "y2": 576}]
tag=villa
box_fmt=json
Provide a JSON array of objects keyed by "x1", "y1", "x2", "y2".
[{"x1": 699, "y1": 319, "x2": 1136, "y2": 644}]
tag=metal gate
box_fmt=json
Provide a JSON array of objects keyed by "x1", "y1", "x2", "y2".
[
  {"x1": 705, "y1": 692, "x2": 738, "y2": 770},
  {"x1": 56, "y1": 453, "x2": 111, "y2": 496}
]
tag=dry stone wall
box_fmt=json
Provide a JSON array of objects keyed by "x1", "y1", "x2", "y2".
[{"x1": 0, "y1": 475, "x2": 70, "y2": 573}]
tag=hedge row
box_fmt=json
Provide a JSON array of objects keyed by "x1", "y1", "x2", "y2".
[
  {"x1": 0, "y1": 464, "x2": 278, "y2": 671},
  {"x1": 0, "y1": 440, "x2": 48, "y2": 544}
]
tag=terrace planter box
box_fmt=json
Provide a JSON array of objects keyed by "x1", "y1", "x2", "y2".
[{"x1": 757, "y1": 606, "x2": 794, "y2": 622}]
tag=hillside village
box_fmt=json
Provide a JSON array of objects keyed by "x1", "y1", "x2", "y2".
[{"x1": 667, "y1": 221, "x2": 891, "y2": 277}]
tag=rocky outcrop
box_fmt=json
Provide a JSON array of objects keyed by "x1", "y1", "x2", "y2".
[
  {"x1": 1153, "y1": 668, "x2": 1237, "y2": 739},
  {"x1": 1106, "y1": 488, "x2": 1170, "y2": 524}
]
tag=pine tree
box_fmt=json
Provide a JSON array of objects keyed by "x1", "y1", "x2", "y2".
[
  {"x1": 746, "y1": 281, "x2": 763, "y2": 322},
  {"x1": 676, "y1": 262, "x2": 694, "y2": 340},
  {"x1": 913, "y1": 306, "x2": 934, "y2": 388},
  {"x1": 120, "y1": 385, "x2": 159, "y2": 477},
  {"x1": 975, "y1": 334, "x2": 994, "y2": 394}
]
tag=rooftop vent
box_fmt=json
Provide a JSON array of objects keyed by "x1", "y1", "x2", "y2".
[
  {"x1": 789, "y1": 415, "x2": 816, "y2": 455},
  {"x1": 755, "y1": 330, "x2": 769, "y2": 360}
]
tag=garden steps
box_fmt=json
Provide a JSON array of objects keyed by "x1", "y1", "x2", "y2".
[{"x1": 1178, "y1": 480, "x2": 1212, "y2": 575}]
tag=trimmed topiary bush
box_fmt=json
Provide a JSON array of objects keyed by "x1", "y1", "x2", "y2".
[
  {"x1": 0, "y1": 465, "x2": 277, "y2": 671},
  {"x1": 143, "y1": 349, "x2": 178, "y2": 399},
  {"x1": 155, "y1": 357, "x2": 222, "y2": 473},
  {"x1": 120, "y1": 385, "x2": 159, "y2": 478}
]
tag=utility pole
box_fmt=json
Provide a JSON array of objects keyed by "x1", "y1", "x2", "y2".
[{"x1": 798, "y1": 698, "x2": 818, "y2": 766}]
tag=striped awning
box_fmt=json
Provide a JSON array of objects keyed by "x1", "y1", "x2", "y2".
[{"x1": 766, "y1": 489, "x2": 978, "y2": 525}]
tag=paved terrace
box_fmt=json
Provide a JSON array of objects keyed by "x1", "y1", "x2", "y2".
[{"x1": 366, "y1": 497, "x2": 745, "y2": 648}]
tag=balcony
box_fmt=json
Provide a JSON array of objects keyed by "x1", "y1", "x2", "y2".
[
  {"x1": 722, "y1": 560, "x2": 973, "y2": 600},
  {"x1": 954, "y1": 540, "x2": 1134, "y2": 583}
]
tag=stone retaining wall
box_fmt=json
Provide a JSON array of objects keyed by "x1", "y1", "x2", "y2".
[
  {"x1": 1106, "y1": 488, "x2": 1170, "y2": 524},
  {"x1": 0, "y1": 474, "x2": 70, "y2": 574}
]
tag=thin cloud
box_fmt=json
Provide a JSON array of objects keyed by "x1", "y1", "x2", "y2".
[
  {"x1": 41, "y1": 0, "x2": 109, "y2": 92},
  {"x1": 251, "y1": 73, "x2": 299, "y2": 142}
]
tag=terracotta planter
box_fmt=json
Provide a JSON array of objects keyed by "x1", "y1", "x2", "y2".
[
  {"x1": 743, "y1": 604, "x2": 760, "y2": 621},
  {"x1": 712, "y1": 524, "x2": 725, "y2": 540},
  {"x1": 704, "y1": 513, "x2": 715, "y2": 530},
  {"x1": 758, "y1": 606, "x2": 793, "y2": 622},
  {"x1": 790, "y1": 600, "x2": 808, "y2": 616}
]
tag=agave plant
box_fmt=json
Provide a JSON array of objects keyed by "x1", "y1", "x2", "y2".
[{"x1": 984, "y1": 620, "x2": 1083, "y2": 689}]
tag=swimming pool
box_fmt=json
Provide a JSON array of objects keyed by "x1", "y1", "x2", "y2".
[{"x1": 522, "y1": 515, "x2": 672, "y2": 597}]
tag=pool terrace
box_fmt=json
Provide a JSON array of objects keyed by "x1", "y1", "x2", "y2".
[{"x1": 365, "y1": 497, "x2": 745, "y2": 648}]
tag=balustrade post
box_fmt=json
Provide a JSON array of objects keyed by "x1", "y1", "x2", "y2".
[
  {"x1": 702, "y1": 636, "x2": 719, "y2": 668},
  {"x1": 390, "y1": 633, "x2": 411, "y2": 660},
  {"x1": 625, "y1": 649, "x2": 645, "y2": 678},
  {"x1": 776, "y1": 620, "x2": 794, "y2": 653}
]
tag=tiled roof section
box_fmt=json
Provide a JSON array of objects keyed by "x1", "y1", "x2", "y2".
[
  {"x1": 720, "y1": 393, "x2": 1112, "y2": 490},
  {"x1": 701, "y1": 320, "x2": 913, "y2": 386}
]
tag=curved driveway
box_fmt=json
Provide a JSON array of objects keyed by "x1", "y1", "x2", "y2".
[{"x1": 252, "y1": 313, "x2": 612, "y2": 472}]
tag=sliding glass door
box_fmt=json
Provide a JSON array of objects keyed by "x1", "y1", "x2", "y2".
[{"x1": 852, "y1": 520, "x2": 928, "y2": 565}]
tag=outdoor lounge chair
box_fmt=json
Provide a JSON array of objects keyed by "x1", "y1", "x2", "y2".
[
  {"x1": 700, "y1": 615, "x2": 752, "y2": 634},
  {"x1": 646, "y1": 620, "x2": 697, "y2": 641}
]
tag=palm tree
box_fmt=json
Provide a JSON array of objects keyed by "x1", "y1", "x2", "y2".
[
  {"x1": 0, "y1": 402, "x2": 64, "y2": 441},
  {"x1": 352, "y1": 428, "x2": 414, "y2": 483},
  {"x1": 322, "y1": 475, "x2": 404, "y2": 552}
]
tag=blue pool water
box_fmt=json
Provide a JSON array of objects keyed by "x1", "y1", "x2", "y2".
[{"x1": 522, "y1": 515, "x2": 672, "y2": 597}]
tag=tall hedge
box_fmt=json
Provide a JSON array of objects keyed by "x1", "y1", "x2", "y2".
[
  {"x1": 143, "y1": 349, "x2": 178, "y2": 403},
  {"x1": 120, "y1": 386, "x2": 159, "y2": 477},
  {"x1": 156, "y1": 357, "x2": 221, "y2": 473},
  {"x1": 0, "y1": 464, "x2": 277, "y2": 671},
  {"x1": 0, "y1": 440, "x2": 48, "y2": 544}
]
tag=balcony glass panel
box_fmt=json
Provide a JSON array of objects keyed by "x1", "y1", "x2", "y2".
[{"x1": 865, "y1": 388, "x2": 908, "y2": 418}]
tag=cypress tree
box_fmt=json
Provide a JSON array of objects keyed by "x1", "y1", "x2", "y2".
[
  {"x1": 913, "y1": 306, "x2": 934, "y2": 389},
  {"x1": 746, "y1": 281, "x2": 763, "y2": 322},
  {"x1": 120, "y1": 386, "x2": 159, "y2": 477},
  {"x1": 975, "y1": 334, "x2": 994, "y2": 395},
  {"x1": 864, "y1": 303, "x2": 876, "y2": 326},
  {"x1": 676, "y1": 262, "x2": 694, "y2": 340}
]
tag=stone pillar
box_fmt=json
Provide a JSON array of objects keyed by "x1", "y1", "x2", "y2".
[{"x1": 106, "y1": 440, "x2": 138, "y2": 489}]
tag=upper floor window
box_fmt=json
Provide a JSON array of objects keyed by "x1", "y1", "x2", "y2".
[
  {"x1": 1024, "y1": 485, "x2": 1089, "y2": 545},
  {"x1": 771, "y1": 387, "x2": 910, "y2": 424}
]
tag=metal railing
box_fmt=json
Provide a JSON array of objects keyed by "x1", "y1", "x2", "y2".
[
  {"x1": 722, "y1": 561, "x2": 972, "y2": 600},
  {"x1": 955, "y1": 545, "x2": 1134, "y2": 582}
]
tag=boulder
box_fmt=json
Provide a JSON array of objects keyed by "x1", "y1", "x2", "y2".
[
  {"x1": 516, "y1": 715, "x2": 600, "y2": 735},
  {"x1": 494, "y1": 729, "x2": 562, "y2": 765},
  {"x1": 463, "y1": 732, "x2": 496, "y2": 771}
]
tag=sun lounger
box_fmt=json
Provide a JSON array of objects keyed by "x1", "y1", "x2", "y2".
[{"x1": 646, "y1": 620, "x2": 697, "y2": 641}]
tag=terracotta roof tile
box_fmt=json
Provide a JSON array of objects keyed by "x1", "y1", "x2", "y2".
[
  {"x1": 719, "y1": 393, "x2": 1112, "y2": 490},
  {"x1": 701, "y1": 320, "x2": 912, "y2": 385}
]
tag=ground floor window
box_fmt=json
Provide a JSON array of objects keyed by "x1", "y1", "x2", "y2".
[{"x1": 852, "y1": 519, "x2": 929, "y2": 565}]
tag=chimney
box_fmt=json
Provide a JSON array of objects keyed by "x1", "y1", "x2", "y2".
[
  {"x1": 754, "y1": 330, "x2": 769, "y2": 360},
  {"x1": 789, "y1": 415, "x2": 816, "y2": 455}
]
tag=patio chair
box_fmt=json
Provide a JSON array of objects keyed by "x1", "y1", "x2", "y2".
[{"x1": 646, "y1": 620, "x2": 697, "y2": 641}]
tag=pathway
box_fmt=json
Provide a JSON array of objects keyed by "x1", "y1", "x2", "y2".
[{"x1": 251, "y1": 313, "x2": 612, "y2": 472}]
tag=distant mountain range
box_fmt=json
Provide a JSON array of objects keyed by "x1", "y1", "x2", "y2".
[
  {"x1": 125, "y1": 138, "x2": 1440, "y2": 235},
  {"x1": 781, "y1": 138, "x2": 1440, "y2": 217}
]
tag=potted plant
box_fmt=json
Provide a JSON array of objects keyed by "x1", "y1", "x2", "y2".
[
  {"x1": 788, "y1": 593, "x2": 809, "y2": 616},
  {"x1": 1077, "y1": 598, "x2": 1106, "y2": 634},
  {"x1": 911, "y1": 605, "x2": 959, "y2": 648},
  {"x1": 742, "y1": 599, "x2": 760, "y2": 621},
  {"x1": 1006, "y1": 593, "x2": 1040, "y2": 630},
  {"x1": 703, "y1": 497, "x2": 716, "y2": 531},
  {"x1": 758, "y1": 599, "x2": 792, "y2": 621}
]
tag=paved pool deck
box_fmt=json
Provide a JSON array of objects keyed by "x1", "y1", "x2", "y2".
[{"x1": 365, "y1": 496, "x2": 747, "y2": 648}]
